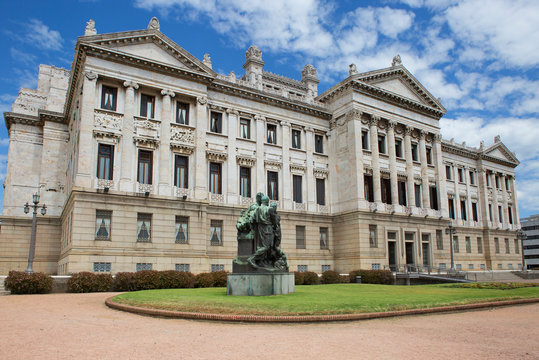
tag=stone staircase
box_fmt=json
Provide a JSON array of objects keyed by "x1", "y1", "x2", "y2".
[
  {"x1": 467, "y1": 271, "x2": 529, "y2": 282},
  {"x1": 0, "y1": 276, "x2": 10, "y2": 295}
]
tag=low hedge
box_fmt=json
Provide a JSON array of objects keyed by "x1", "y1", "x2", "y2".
[
  {"x1": 321, "y1": 270, "x2": 347, "y2": 284},
  {"x1": 294, "y1": 272, "x2": 305, "y2": 285},
  {"x1": 195, "y1": 272, "x2": 215, "y2": 288},
  {"x1": 211, "y1": 271, "x2": 228, "y2": 287},
  {"x1": 302, "y1": 271, "x2": 320, "y2": 285},
  {"x1": 114, "y1": 270, "x2": 196, "y2": 291},
  {"x1": 67, "y1": 272, "x2": 113, "y2": 293},
  {"x1": 4, "y1": 271, "x2": 53, "y2": 294},
  {"x1": 349, "y1": 270, "x2": 394, "y2": 285}
]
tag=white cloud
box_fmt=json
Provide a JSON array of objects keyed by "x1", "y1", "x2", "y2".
[
  {"x1": 0, "y1": 139, "x2": 9, "y2": 146},
  {"x1": 26, "y1": 19, "x2": 63, "y2": 51},
  {"x1": 10, "y1": 48, "x2": 37, "y2": 66}
]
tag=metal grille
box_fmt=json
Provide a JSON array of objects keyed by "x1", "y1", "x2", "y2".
[
  {"x1": 211, "y1": 264, "x2": 224, "y2": 272},
  {"x1": 321, "y1": 265, "x2": 331, "y2": 272},
  {"x1": 93, "y1": 262, "x2": 111, "y2": 272},
  {"x1": 136, "y1": 263, "x2": 152, "y2": 272},
  {"x1": 297, "y1": 265, "x2": 308, "y2": 272},
  {"x1": 371, "y1": 263, "x2": 381, "y2": 270},
  {"x1": 175, "y1": 264, "x2": 190, "y2": 272}
]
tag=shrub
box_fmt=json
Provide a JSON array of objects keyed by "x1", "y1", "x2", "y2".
[
  {"x1": 113, "y1": 272, "x2": 137, "y2": 291},
  {"x1": 302, "y1": 271, "x2": 320, "y2": 285},
  {"x1": 294, "y1": 271, "x2": 305, "y2": 285},
  {"x1": 211, "y1": 271, "x2": 228, "y2": 287},
  {"x1": 158, "y1": 270, "x2": 195, "y2": 289},
  {"x1": 67, "y1": 272, "x2": 113, "y2": 293},
  {"x1": 133, "y1": 270, "x2": 160, "y2": 290},
  {"x1": 321, "y1": 270, "x2": 346, "y2": 284},
  {"x1": 349, "y1": 270, "x2": 394, "y2": 285},
  {"x1": 195, "y1": 272, "x2": 214, "y2": 288},
  {"x1": 4, "y1": 271, "x2": 53, "y2": 294}
]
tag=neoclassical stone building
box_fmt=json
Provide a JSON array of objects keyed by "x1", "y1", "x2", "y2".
[{"x1": 0, "y1": 19, "x2": 523, "y2": 275}]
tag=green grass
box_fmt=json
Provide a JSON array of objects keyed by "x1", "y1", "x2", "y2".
[{"x1": 111, "y1": 283, "x2": 539, "y2": 316}]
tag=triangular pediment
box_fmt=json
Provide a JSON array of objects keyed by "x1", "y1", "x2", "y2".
[
  {"x1": 81, "y1": 30, "x2": 216, "y2": 76},
  {"x1": 483, "y1": 140, "x2": 519, "y2": 165},
  {"x1": 369, "y1": 77, "x2": 426, "y2": 104}
]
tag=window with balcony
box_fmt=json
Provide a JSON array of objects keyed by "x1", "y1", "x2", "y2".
[
  {"x1": 381, "y1": 178, "x2": 391, "y2": 204},
  {"x1": 411, "y1": 143, "x2": 419, "y2": 161},
  {"x1": 430, "y1": 186, "x2": 438, "y2": 210},
  {"x1": 460, "y1": 200, "x2": 467, "y2": 221},
  {"x1": 448, "y1": 199, "x2": 455, "y2": 219},
  {"x1": 176, "y1": 101, "x2": 189, "y2": 125},
  {"x1": 137, "y1": 150, "x2": 153, "y2": 185},
  {"x1": 426, "y1": 147, "x2": 432, "y2": 164},
  {"x1": 97, "y1": 144, "x2": 114, "y2": 180},
  {"x1": 209, "y1": 162, "x2": 222, "y2": 194},
  {"x1": 361, "y1": 130, "x2": 369, "y2": 150},
  {"x1": 101, "y1": 85, "x2": 117, "y2": 111},
  {"x1": 472, "y1": 202, "x2": 478, "y2": 222},
  {"x1": 398, "y1": 181, "x2": 407, "y2": 206},
  {"x1": 364, "y1": 175, "x2": 374, "y2": 202},
  {"x1": 174, "y1": 155, "x2": 188, "y2": 189},
  {"x1": 293, "y1": 175, "x2": 302, "y2": 203},
  {"x1": 414, "y1": 184, "x2": 421, "y2": 207},
  {"x1": 395, "y1": 139, "x2": 403, "y2": 158},
  {"x1": 140, "y1": 94, "x2": 155, "y2": 118},
  {"x1": 378, "y1": 134, "x2": 386, "y2": 154},
  {"x1": 239, "y1": 166, "x2": 251, "y2": 198},
  {"x1": 316, "y1": 178, "x2": 325, "y2": 206},
  {"x1": 458, "y1": 168, "x2": 465, "y2": 183},
  {"x1": 469, "y1": 171, "x2": 475, "y2": 185}
]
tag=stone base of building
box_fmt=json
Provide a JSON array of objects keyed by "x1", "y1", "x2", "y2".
[{"x1": 227, "y1": 273, "x2": 295, "y2": 296}]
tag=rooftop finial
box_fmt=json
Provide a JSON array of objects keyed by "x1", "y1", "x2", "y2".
[
  {"x1": 148, "y1": 17, "x2": 160, "y2": 31},
  {"x1": 85, "y1": 19, "x2": 97, "y2": 36},
  {"x1": 494, "y1": 135, "x2": 501, "y2": 143},
  {"x1": 349, "y1": 63, "x2": 358, "y2": 76},
  {"x1": 202, "y1": 53, "x2": 212, "y2": 69},
  {"x1": 392, "y1": 54, "x2": 402, "y2": 67}
]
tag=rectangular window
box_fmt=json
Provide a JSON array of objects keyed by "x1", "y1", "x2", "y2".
[
  {"x1": 395, "y1": 139, "x2": 403, "y2": 158},
  {"x1": 371, "y1": 263, "x2": 381, "y2": 270},
  {"x1": 95, "y1": 210, "x2": 112, "y2": 241},
  {"x1": 97, "y1": 144, "x2": 114, "y2": 180},
  {"x1": 175, "y1": 264, "x2": 190, "y2": 272},
  {"x1": 469, "y1": 264, "x2": 474, "y2": 270},
  {"x1": 430, "y1": 186, "x2": 438, "y2": 210},
  {"x1": 293, "y1": 175, "x2": 302, "y2": 203},
  {"x1": 211, "y1": 264, "x2": 224, "y2": 272},
  {"x1": 466, "y1": 236, "x2": 471, "y2": 253},
  {"x1": 495, "y1": 176, "x2": 500, "y2": 189},
  {"x1": 508, "y1": 206, "x2": 513, "y2": 224},
  {"x1": 210, "y1": 112, "x2": 222, "y2": 133},
  {"x1": 175, "y1": 216, "x2": 188, "y2": 244},
  {"x1": 454, "y1": 236, "x2": 459, "y2": 253},
  {"x1": 267, "y1": 171, "x2": 278, "y2": 200},
  {"x1": 381, "y1": 178, "x2": 391, "y2": 204},
  {"x1": 458, "y1": 168, "x2": 464, "y2": 183},
  {"x1": 176, "y1": 101, "x2": 189, "y2": 125},
  {"x1": 460, "y1": 200, "x2": 467, "y2": 221},
  {"x1": 297, "y1": 265, "x2": 308, "y2": 272},
  {"x1": 210, "y1": 220, "x2": 223, "y2": 246},
  {"x1": 398, "y1": 181, "x2": 407, "y2": 206},
  {"x1": 446, "y1": 165, "x2": 452, "y2": 180},
  {"x1": 469, "y1": 171, "x2": 475, "y2": 185},
  {"x1": 495, "y1": 238, "x2": 500, "y2": 253},
  {"x1": 436, "y1": 229, "x2": 443, "y2": 250},
  {"x1": 316, "y1": 178, "x2": 326, "y2": 206},
  {"x1": 448, "y1": 199, "x2": 455, "y2": 219},
  {"x1": 508, "y1": 263, "x2": 513, "y2": 270},
  {"x1": 292, "y1": 129, "x2": 301, "y2": 149},
  {"x1": 267, "y1": 124, "x2": 277, "y2": 144},
  {"x1": 515, "y1": 239, "x2": 520, "y2": 254},
  {"x1": 296, "y1": 225, "x2": 306, "y2": 249},
  {"x1": 477, "y1": 237, "x2": 483, "y2": 253},
  {"x1": 456, "y1": 264, "x2": 462, "y2": 271},
  {"x1": 497, "y1": 264, "x2": 503, "y2": 270},
  {"x1": 174, "y1": 155, "x2": 188, "y2": 189},
  {"x1": 137, "y1": 213, "x2": 152, "y2": 242},
  {"x1": 489, "y1": 204, "x2": 493, "y2": 221},
  {"x1": 414, "y1": 184, "x2": 421, "y2": 207},
  {"x1": 140, "y1": 94, "x2": 155, "y2": 118},
  {"x1": 480, "y1": 264, "x2": 486, "y2": 270},
  {"x1": 505, "y1": 177, "x2": 510, "y2": 191},
  {"x1": 361, "y1": 130, "x2": 369, "y2": 150},
  {"x1": 439, "y1": 263, "x2": 446, "y2": 270},
  {"x1": 378, "y1": 134, "x2": 386, "y2": 154},
  {"x1": 472, "y1": 202, "x2": 478, "y2": 222},
  {"x1": 209, "y1": 162, "x2": 222, "y2": 194},
  {"x1": 137, "y1": 150, "x2": 153, "y2": 185},
  {"x1": 498, "y1": 206, "x2": 503, "y2": 223},
  {"x1": 239, "y1": 166, "x2": 251, "y2": 198},
  {"x1": 136, "y1": 263, "x2": 152, "y2": 271},
  {"x1": 411, "y1": 143, "x2": 418, "y2": 161},
  {"x1": 364, "y1": 175, "x2": 374, "y2": 202},
  {"x1": 426, "y1": 147, "x2": 432, "y2": 165},
  {"x1": 101, "y1": 85, "x2": 117, "y2": 111},
  {"x1": 486, "y1": 173, "x2": 491, "y2": 187},
  {"x1": 240, "y1": 118, "x2": 250, "y2": 139},
  {"x1": 93, "y1": 262, "x2": 111, "y2": 272},
  {"x1": 320, "y1": 227, "x2": 329, "y2": 249},
  {"x1": 315, "y1": 134, "x2": 324, "y2": 153},
  {"x1": 369, "y1": 224, "x2": 377, "y2": 248},
  {"x1": 505, "y1": 238, "x2": 510, "y2": 254},
  {"x1": 321, "y1": 265, "x2": 331, "y2": 272}
]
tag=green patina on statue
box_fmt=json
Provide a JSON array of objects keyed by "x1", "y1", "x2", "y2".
[{"x1": 233, "y1": 192, "x2": 289, "y2": 273}]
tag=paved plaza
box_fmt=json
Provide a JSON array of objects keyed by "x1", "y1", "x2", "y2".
[{"x1": 0, "y1": 292, "x2": 538, "y2": 359}]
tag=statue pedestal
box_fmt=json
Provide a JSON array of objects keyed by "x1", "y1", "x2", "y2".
[{"x1": 227, "y1": 273, "x2": 295, "y2": 296}]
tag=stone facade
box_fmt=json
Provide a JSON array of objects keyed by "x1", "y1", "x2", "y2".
[{"x1": 0, "y1": 19, "x2": 523, "y2": 275}]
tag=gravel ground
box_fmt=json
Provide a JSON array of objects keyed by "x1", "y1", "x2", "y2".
[{"x1": 0, "y1": 292, "x2": 538, "y2": 360}]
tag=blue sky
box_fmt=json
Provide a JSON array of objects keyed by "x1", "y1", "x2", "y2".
[{"x1": 1, "y1": 0, "x2": 538, "y2": 218}]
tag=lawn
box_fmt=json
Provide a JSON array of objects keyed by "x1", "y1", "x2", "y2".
[{"x1": 111, "y1": 283, "x2": 539, "y2": 316}]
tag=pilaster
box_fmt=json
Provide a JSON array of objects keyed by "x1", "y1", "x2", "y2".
[
  {"x1": 501, "y1": 173, "x2": 509, "y2": 228},
  {"x1": 194, "y1": 96, "x2": 208, "y2": 199},
  {"x1": 404, "y1": 126, "x2": 415, "y2": 207},
  {"x1": 369, "y1": 116, "x2": 381, "y2": 203},
  {"x1": 387, "y1": 120, "x2": 398, "y2": 205},
  {"x1": 227, "y1": 108, "x2": 239, "y2": 204},
  {"x1": 158, "y1": 89, "x2": 174, "y2": 195},
  {"x1": 119, "y1": 80, "x2": 139, "y2": 192},
  {"x1": 305, "y1": 126, "x2": 316, "y2": 211},
  {"x1": 418, "y1": 130, "x2": 429, "y2": 208},
  {"x1": 255, "y1": 115, "x2": 265, "y2": 194},
  {"x1": 281, "y1": 121, "x2": 292, "y2": 209}
]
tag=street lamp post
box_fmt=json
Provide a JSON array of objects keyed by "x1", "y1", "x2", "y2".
[
  {"x1": 517, "y1": 229, "x2": 527, "y2": 272},
  {"x1": 445, "y1": 220, "x2": 457, "y2": 274},
  {"x1": 23, "y1": 193, "x2": 47, "y2": 274}
]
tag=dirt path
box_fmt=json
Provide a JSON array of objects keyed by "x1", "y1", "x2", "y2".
[{"x1": 0, "y1": 292, "x2": 538, "y2": 360}]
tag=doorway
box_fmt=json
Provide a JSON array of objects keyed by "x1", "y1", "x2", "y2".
[
  {"x1": 388, "y1": 241, "x2": 397, "y2": 271},
  {"x1": 405, "y1": 242, "x2": 414, "y2": 267}
]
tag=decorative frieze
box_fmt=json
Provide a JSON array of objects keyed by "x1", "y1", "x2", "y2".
[
  {"x1": 236, "y1": 155, "x2": 256, "y2": 167},
  {"x1": 290, "y1": 164, "x2": 306, "y2": 174},
  {"x1": 313, "y1": 168, "x2": 329, "y2": 179},
  {"x1": 170, "y1": 124, "x2": 195, "y2": 144},
  {"x1": 206, "y1": 150, "x2": 228, "y2": 162},
  {"x1": 96, "y1": 179, "x2": 114, "y2": 189},
  {"x1": 93, "y1": 109, "x2": 122, "y2": 141},
  {"x1": 133, "y1": 136, "x2": 159, "y2": 149},
  {"x1": 210, "y1": 193, "x2": 224, "y2": 203},
  {"x1": 264, "y1": 160, "x2": 282, "y2": 171},
  {"x1": 137, "y1": 183, "x2": 153, "y2": 194}
]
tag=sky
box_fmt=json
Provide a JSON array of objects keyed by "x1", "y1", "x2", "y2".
[{"x1": 0, "y1": 0, "x2": 538, "y2": 218}]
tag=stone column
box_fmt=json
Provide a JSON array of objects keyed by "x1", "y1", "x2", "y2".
[
  {"x1": 511, "y1": 176, "x2": 520, "y2": 227},
  {"x1": 227, "y1": 109, "x2": 239, "y2": 204},
  {"x1": 433, "y1": 134, "x2": 448, "y2": 217},
  {"x1": 464, "y1": 165, "x2": 472, "y2": 224},
  {"x1": 369, "y1": 116, "x2": 382, "y2": 203},
  {"x1": 347, "y1": 110, "x2": 364, "y2": 206},
  {"x1": 158, "y1": 89, "x2": 175, "y2": 195},
  {"x1": 404, "y1": 126, "x2": 415, "y2": 207},
  {"x1": 453, "y1": 169, "x2": 461, "y2": 222},
  {"x1": 478, "y1": 168, "x2": 490, "y2": 225},
  {"x1": 492, "y1": 172, "x2": 499, "y2": 226},
  {"x1": 305, "y1": 126, "x2": 316, "y2": 211},
  {"x1": 119, "y1": 80, "x2": 139, "y2": 192},
  {"x1": 387, "y1": 120, "x2": 398, "y2": 205},
  {"x1": 255, "y1": 115, "x2": 265, "y2": 194},
  {"x1": 281, "y1": 121, "x2": 292, "y2": 209},
  {"x1": 418, "y1": 130, "x2": 430, "y2": 208},
  {"x1": 74, "y1": 71, "x2": 98, "y2": 189},
  {"x1": 501, "y1": 173, "x2": 509, "y2": 228},
  {"x1": 194, "y1": 96, "x2": 208, "y2": 199}
]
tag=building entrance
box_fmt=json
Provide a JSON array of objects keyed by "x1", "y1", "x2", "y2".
[
  {"x1": 405, "y1": 242, "x2": 414, "y2": 267},
  {"x1": 388, "y1": 241, "x2": 397, "y2": 271}
]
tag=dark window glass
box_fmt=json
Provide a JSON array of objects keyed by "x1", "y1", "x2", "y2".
[
  {"x1": 398, "y1": 181, "x2": 407, "y2": 206},
  {"x1": 176, "y1": 102, "x2": 189, "y2": 125},
  {"x1": 267, "y1": 171, "x2": 278, "y2": 200},
  {"x1": 175, "y1": 216, "x2": 188, "y2": 244},
  {"x1": 210, "y1": 112, "x2": 222, "y2": 133},
  {"x1": 239, "y1": 166, "x2": 251, "y2": 197},
  {"x1": 430, "y1": 186, "x2": 438, "y2": 210},
  {"x1": 240, "y1": 118, "x2": 250, "y2": 139},
  {"x1": 460, "y1": 200, "x2": 467, "y2": 221},
  {"x1": 395, "y1": 139, "x2": 403, "y2": 158},
  {"x1": 140, "y1": 94, "x2": 155, "y2": 118},
  {"x1": 296, "y1": 226, "x2": 305, "y2": 249},
  {"x1": 378, "y1": 135, "x2": 386, "y2": 154},
  {"x1": 174, "y1": 155, "x2": 188, "y2": 188},
  {"x1": 315, "y1": 134, "x2": 323, "y2": 153},
  {"x1": 137, "y1": 150, "x2": 152, "y2": 184},
  {"x1": 498, "y1": 205, "x2": 503, "y2": 222},
  {"x1": 293, "y1": 175, "x2": 302, "y2": 203},
  {"x1": 97, "y1": 144, "x2": 113, "y2": 180},
  {"x1": 364, "y1": 175, "x2": 374, "y2": 202},
  {"x1": 426, "y1": 147, "x2": 432, "y2": 164},
  {"x1": 411, "y1": 143, "x2": 418, "y2": 161},
  {"x1": 209, "y1": 162, "x2": 222, "y2": 194},
  {"x1": 381, "y1": 178, "x2": 391, "y2": 204},
  {"x1": 316, "y1": 178, "x2": 325, "y2": 205},
  {"x1": 448, "y1": 199, "x2": 455, "y2": 219},
  {"x1": 486, "y1": 173, "x2": 491, "y2": 187},
  {"x1": 292, "y1": 129, "x2": 301, "y2": 149},
  {"x1": 362, "y1": 130, "x2": 369, "y2": 150},
  {"x1": 414, "y1": 184, "x2": 421, "y2": 207},
  {"x1": 508, "y1": 206, "x2": 513, "y2": 224},
  {"x1": 489, "y1": 204, "x2": 493, "y2": 221},
  {"x1": 469, "y1": 171, "x2": 475, "y2": 185},
  {"x1": 472, "y1": 202, "x2": 478, "y2": 222},
  {"x1": 267, "y1": 124, "x2": 277, "y2": 144},
  {"x1": 458, "y1": 168, "x2": 464, "y2": 183},
  {"x1": 101, "y1": 85, "x2": 117, "y2": 111},
  {"x1": 137, "y1": 213, "x2": 152, "y2": 242},
  {"x1": 446, "y1": 165, "x2": 452, "y2": 180}
]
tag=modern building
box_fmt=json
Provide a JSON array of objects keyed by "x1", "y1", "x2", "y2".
[
  {"x1": 0, "y1": 18, "x2": 524, "y2": 275},
  {"x1": 520, "y1": 215, "x2": 539, "y2": 269}
]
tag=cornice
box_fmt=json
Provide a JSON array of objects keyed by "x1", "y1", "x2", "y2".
[
  {"x1": 4, "y1": 112, "x2": 41, "y2": 130},
  {"x1": 262, "y1": 71, "x2": 307, "y2": 91},
  {"x1": 441, "y1": 142, "x2": 518, "y2": 168}
]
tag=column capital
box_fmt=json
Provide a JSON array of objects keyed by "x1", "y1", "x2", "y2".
[
  {"x1": 433, "y1": 133, "x2": 442, "y2": 142},
  {"x1": 254, "y1": 114, "x2": 265, "y2": 122},
  {"x1": 226, "y1": 108, "x2": 239, "y2": 116},
  {"x1": 84, "y1": 71, "x2": 98, "y2": 82},
  {"x1": 418, "y1": 129, "x2": 426, "y2": 139},
  {"x1": 387, "y1": 120, "x2": 397, "y2": 130},
  {"x1": 280, "y1": 121, "x2": 291, "y2": 127},
  {"x1": 369, "y1": 115, "x2": 380, "y2": 126},
  {"x1": 160, "y1": 89, "x2": 175, "y2": 98},
  {"x1": 196, "y1": 96, "x2": 207, "y2": 105},
  {"x1": 123, "y1": 80, "x2": 139, "y2": 90},
  {"x1": 404, "y1": 125, "x2": 414, "y2": 136},
  {"x1": 305, "y1": 126, "x2": 314, "y2": 133},
  {"x1": 345, "y1": 109, "x2": 362, "y2": 122}
]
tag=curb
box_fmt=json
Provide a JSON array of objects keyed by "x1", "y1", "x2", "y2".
[{"x1": 105, "y1": 297, "x2": 539, "y2": 323}]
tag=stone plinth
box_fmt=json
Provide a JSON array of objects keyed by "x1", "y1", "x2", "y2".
[{"x1": 227, "y1": 273, "x2": 294, "y2": 296}]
